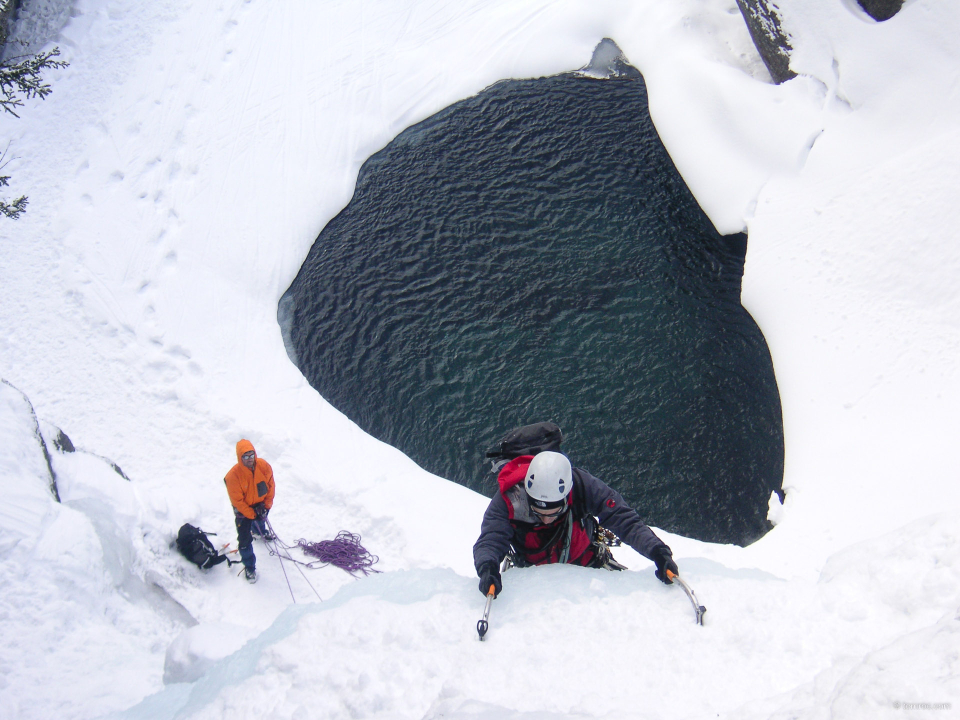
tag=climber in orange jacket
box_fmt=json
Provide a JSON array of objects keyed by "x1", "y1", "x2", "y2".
[{"x1": 224, "y1": 439, "x2": 276, "y2": 583}]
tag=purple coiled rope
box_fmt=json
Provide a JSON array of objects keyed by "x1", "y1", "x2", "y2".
[{"x1": 297, "y1": 531, "x2": 381, "y2": 576}]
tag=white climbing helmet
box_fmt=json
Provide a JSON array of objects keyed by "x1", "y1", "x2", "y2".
[{"x1": 524, "y1": 451, "x2": 573, "y2": 509}]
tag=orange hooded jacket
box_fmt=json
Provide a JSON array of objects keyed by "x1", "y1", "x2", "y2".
[{"x1": 224, "y1": 439, "x2": 275, "y2": 520}]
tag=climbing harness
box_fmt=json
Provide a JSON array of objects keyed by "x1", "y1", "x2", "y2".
[
  {"x1": 498, "y1": 522, "x2": 625, "y2": 572},
  {"x1": 592, "y1": 526, "x2": 628, "y2": 571},
  {"x1": 596, "y1": 527, "x2": 621, "y2": 547}
]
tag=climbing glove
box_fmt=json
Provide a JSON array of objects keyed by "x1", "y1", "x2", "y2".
[
  {"x1": 477, "y1": 561, "x2": 502, "y2": 598},
  {"x1": 652, "y1": 546, "x2": 679, "y2": 584},
  {"x1": 253, "y1": 503, "x2": 269, "y2": 519}
]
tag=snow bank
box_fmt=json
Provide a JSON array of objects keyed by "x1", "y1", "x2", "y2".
[
  {"x1": 117, "y1": 512, "x2": 960, "y2": 719},
  {"x1": 2, "y1": 0, "x2": 959, "y2": 717},
  {"x1": 739, "y1": 0, "x2": 960, "y2": 571},
  {"x1": 163, "y1": 622, "x2": 259, "y2": 684},
  {"x1": 0, "y1": 382, "x2": 189, "y2": 719},
  {"x1": 0, "y1": 379, "x2": 56, "y2": 550}
]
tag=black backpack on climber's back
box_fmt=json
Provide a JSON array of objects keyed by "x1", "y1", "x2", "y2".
[
  {"x1": 485, "y1": 421, "x2": 563, "y2": 470},
  {"x1": 176, "y1": 523, "x2": 230, "y2": 569}
]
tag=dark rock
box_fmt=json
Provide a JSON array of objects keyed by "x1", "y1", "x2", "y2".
[
  {"x1": 0, "y1": 0, "x2": 73, "y2": 61},
  {"x1": 109, "y1": 461, "x2": 131, "y2": 481},
  {"x1": 580, "y1": 38, "x2": 641, "y2": 79},
  {"x1": 735, "y1": 0, "x2": 797, "y2": 84},
  {"x1": 856, "y1": 0, "x2": 903, "y2": 21},
  {"x1": 1, "y1": 378, "x2": 60, "y2": 502},
  {"x1": 53, "y1": 427, "x2": 75, "y2": 453},
  {"x1": 0, "y1": 0, "x2": 18, "y2": 48},
  {"x1": 39, "y1": 418, "x2": 131, "y2": 481}
]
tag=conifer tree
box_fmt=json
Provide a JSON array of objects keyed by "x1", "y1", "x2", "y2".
[{"x1": 1, "y1": 46, "x2": 68, "y2": 218}]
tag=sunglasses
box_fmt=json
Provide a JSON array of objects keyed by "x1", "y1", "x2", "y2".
[
  {"x1": 242, "y1": 451, "x2": 255, "y2": 460},
  {"x1": 531, "y1": 504, "x2": 567, "y2": 521}
]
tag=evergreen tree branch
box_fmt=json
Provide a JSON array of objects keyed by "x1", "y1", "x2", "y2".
[
  {"x1": 0, "y1": 191, "x2": 27, "y2": 219},
  {"x1": 1, "y1": 47, "x2": 68, "y2": 118},
  {"x1": 1, "y1": 46, "x2": 68, "y2": 218}
]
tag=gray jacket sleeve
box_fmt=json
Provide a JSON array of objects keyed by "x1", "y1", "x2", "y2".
[
  {"x1": 473, "y1": 492, "x2": 515, "y2": 573},
  {"x1": 575, "y1": 468, "x2": 670, "y2": 560}
]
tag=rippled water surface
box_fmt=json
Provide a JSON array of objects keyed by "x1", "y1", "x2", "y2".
[{"x1": 281, "y1": 71, "x2": 783, "y2": 545}]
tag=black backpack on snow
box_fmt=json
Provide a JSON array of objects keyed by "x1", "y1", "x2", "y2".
[
  {"x1": 176, "y1": 523, "x2": 231, "y2": 569},
  {"x1": 485, "y1": 422, "x2": 563, "y2": 471}
]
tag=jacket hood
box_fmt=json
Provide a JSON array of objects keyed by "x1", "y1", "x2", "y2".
[
  {"x1": 236, "y1": 439, "x2": 256, "y2": 463},
  {"x1": 497, "y1": 455, "x2": 533, "y2": 494}
]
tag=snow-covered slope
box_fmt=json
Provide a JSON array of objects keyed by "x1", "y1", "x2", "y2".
[
  {"x1": 1, "y1": 0, "x2": 958, "y2": 718},
  {"x1": 740, "y1": 0, "x2": 960, "y2": 573}
]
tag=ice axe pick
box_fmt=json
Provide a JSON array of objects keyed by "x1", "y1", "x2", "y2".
[
  {"x1": 667, "y1": 569, "x2": 706, "y2": 626},
  {"x1": 476, "y1": 584, "x2": 496, "y2": 641}
]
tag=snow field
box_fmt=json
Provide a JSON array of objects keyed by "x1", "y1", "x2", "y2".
[
  {"x1": 8, "y1": 373, "x2": 957, "y2": 719},
  {"x1": 1, "y1": 0, "x2": 959, "y2": 717},
  {"x1": 0, "y1": 383, "x2": 182, "y2": 717},
  {"x1": 737, "y1": 1, "x2": 960, "y2": 572},
  {"x1": 120, "y1": 514, "x2": 960, "y2": 720}
]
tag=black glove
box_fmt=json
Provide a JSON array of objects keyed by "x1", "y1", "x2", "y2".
[
  {"x1": 652, "y1": 546, "x2": 678, "y2": 584},
  {"x1": 477, "y1": 561, "x2": 502, "y2": 598},
  {"x1": 253, "y1": 503, "x2": 269, "y2": 519}
]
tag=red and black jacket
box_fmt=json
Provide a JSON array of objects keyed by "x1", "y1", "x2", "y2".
[{"x1": 473, "y1": 455, "x2": 670, "y2": 572}]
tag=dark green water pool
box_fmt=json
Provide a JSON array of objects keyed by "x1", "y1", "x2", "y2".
[{"x1": 280, "y1": 66, "x2": 783, "y2": 545}]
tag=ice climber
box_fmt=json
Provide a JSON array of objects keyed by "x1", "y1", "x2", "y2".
[
  {"x1": 473, "y1": 450, "x2": 678, "y2": 597},
  {"x1": 224, "y1": 439, "x2": 276, "y2": 583}
]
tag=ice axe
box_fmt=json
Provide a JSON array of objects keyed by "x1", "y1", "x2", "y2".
[
  {"x1": 217, "y1": 542, "x2": 242, "y2": 567},
  {"x1": 476, "y1": 584, "x2": 496, "y2": 641},
  {"x1": 667, "y1": 569, "x2": 706, "y2": 625}
]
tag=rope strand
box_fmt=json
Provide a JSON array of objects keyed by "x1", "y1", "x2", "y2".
[
  {"x1": 297, "y1": 531, "x2": 381, "y2": 576},
  {"x1": 265, "y1": 518, "x2": 323, "y2": 602}
]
